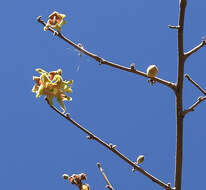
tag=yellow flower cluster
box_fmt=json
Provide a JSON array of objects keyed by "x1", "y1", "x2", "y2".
[
  {"x1": 44, "y1": 11, "x2": 66, "y2": 32},
  {"x1": 32, "y1": 68, "x2": 73, "y2": 112}
]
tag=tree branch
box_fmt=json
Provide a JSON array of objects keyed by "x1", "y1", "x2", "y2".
[
  {"x1": 184, "y1": 38, "x2": 206, "y2": 59},
  {"x1": 182, "y1": 96, "x2": 206, "y2": 116},
  {"x1": 97, "y1": 162, "x2": 114, "y2": 190},
  {"x1": 184, "y1": 74, "x2": 206, "y2": 95},
  {"x1": 175, "y1": 1, "x2": 187, "y2": 190},
  {"x1": 36, "y1": 16, "x2": 176, "y2": 92},
  {"x1": 168, "y1": 25, "x2": 181, "y2": 30},
  {"x1": 45, "y1": 99, "x2": 173, "y2": 190}
]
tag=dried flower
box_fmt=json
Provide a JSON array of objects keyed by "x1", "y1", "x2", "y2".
[
  {"x1": 146, "y1": 65, "x2": 158, "y2": 77},
  {"x1": 80, "y1": 173, "x2": 87, "y2": 180},
  {"x1": 32, "y1": 68, "x2": 73, "y2": 112},
  {"x1": 44, "y1": 11, "x2": 66, "y2": 32}
]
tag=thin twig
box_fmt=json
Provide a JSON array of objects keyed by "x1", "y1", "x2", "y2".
[
  {"x1": 97, "y1": 162, "x2": 114, "y2": 190},
  {"x1": 185, "y1": 74, "x2": 206, "y2": 95},
  {"x1": 45, "y1": 99, "x2": 173, "y2": 190},
  {"x1": 184, "y1": 38, "x2": 206, "y2": 59},
  {"x1": 168, "y1": 25, "x2": 180, "y2": 30},
  {"x1": 36, "y1": 16, "x2": 176, "y2": 92},
  {"x1": 182, "y1": 96, "x2": 206, "y2": 116}
]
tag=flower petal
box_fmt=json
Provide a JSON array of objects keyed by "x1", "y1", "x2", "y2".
[
  {"x1": 36, "y1": 68, "x2": 47, "y2": 74},
  {"x1": 57, "y1": 96, "x2": 66, "y2": 112}
]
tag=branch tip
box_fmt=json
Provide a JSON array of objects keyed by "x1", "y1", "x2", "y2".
[
  {"x1": 97, "y1": 162, "x2": 101, "y2": 168},
  {"x1": 36, "y1": 16, "x2": 42, "y2": 22},
  {"x1": 97, "y1": 163, "x2": 114, "y2": 190},
  {"x1": 184, "y1": 74, "x2": 206, "y2": 95},
  {"x1": 184, "y1": 73, "x2": 189, "y2": 78},
  {"x1": 185, "y1": 37, "x2": 206, "y2": 59},
  {"x1": 168, "y1": 25, "x2": 180, "y2": 29}
]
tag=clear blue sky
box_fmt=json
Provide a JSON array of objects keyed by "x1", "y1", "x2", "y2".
[{"x1": 1, "y1": 1, "x2": 206, "y2": 190}]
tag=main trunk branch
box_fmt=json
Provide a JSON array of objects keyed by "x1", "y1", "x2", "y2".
[{"x1": 175, "y1": 1, "x2": 187, "y2": 190}]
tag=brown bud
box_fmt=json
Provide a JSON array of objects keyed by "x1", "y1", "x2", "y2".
[
  {"x1": 80, "y1": 173, "x2": 87, "y2": 180},
  {"x1": 146, "y1": 65, "x2": 158, "y2": 77},
  {"x1": 62, "y1": 174, "x2": 69, "y2": 180}
]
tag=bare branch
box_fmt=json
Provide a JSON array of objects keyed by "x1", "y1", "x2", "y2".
[
  {"x1": 183, "y1": 96, "x2": 206, "y2": 116},
  {"x1": 184, "y1": 38, "x2": 206, "y2": 59},
  {"x1": 185, "y1": 74, "x2": 206, "y2": 95},
  {"x1": 45, "y1": 98, "x2": 173, "y2": 190},
  {"x1": 36, "y1": 16, "x2": 176, "y2": 92},
  {"x1": 175, "y1": 1, "x2": 187, "y2": 190},
  {"x1": 97, "y1": 162, "x2": 114, "y2": 190}
]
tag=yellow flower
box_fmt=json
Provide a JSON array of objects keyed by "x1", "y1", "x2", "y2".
[
  {"x1": 44, "y1": 11, "x2": 66, "y2": 32},
  {"x1": 32, "y1": 68, "x2": 73, "y2": 112}
]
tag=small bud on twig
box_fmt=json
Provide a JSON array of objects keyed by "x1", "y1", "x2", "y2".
[
  {"x1": 62, "y1": 174, "x2": 69, "y2": 180},
  {"x1": 130, "y1": 63, "x2": 135, "y2": 71},
  {"x1": 146, "y1": 65, "x2": 158, "y2": 78},
  {"x1": 86, "y1": 135, "x2": 93, "y2": 140},
  {"x1": 136, "y1": 155, "x2": 145, "y2": 165},
  {"x1": 109, "y1": 143, "x2": 116, "y2": 149}
]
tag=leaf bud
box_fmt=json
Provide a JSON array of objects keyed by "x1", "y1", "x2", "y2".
[{"x1": 146, "y1": 65, "x2": 158, "y2": 77}]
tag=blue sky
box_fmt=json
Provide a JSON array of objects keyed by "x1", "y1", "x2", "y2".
[{"x1": 1, "y1": 1, "x2": 206, "y2": 190}]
